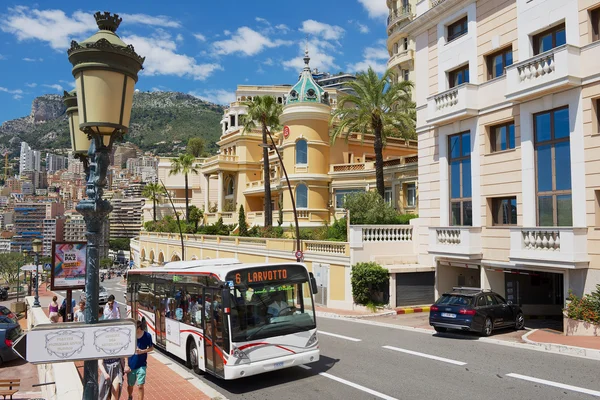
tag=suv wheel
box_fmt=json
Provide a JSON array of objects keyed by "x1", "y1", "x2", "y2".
[
  {"x1": 515, "y1": 313, "x2": 525, "y2": 330},
  {"x1": 482, "y1": 317, "x2": 493, "y2": 337}
]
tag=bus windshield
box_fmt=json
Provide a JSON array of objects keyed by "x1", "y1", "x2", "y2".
[{"x1": 226, "y1": 266, "x2": 316, "y2": 342}]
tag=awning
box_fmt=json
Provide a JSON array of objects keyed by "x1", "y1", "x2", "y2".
[
  {"x1": 486, "y1": 268, "x2": 539, "y2": 276},
  {"x1": 438, "y1": 260, "x2": 480, "y2": 270},
  {"x1": 385, "y1": 264, "x2": 435, "y2": 274}
]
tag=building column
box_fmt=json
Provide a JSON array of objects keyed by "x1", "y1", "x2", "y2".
[
  {"x1": 203, "y1": 174, "x2": 210, "y2": 212},
  {"x1": 217, "y1": 171, "x2": 224, "y2": 212}
]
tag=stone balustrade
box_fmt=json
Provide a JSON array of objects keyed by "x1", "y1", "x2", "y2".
[
  {"x1": 435, "y1": 228, "x2": 462, "y2": 245},
  {"x1": 304, "y1": 240, "x2": 348, "y2": 255},
  {"x1": 362, "y1": 225, "x2": 413, "y2": 242},
  {"x1": 428, "y1": 227, "x2": 482, "y2": 258},
  {"x1": 434, "y1": 89, "x2": 459, "y2": 111},
  {"x1": 509, "y1": 227, "x2": 588, "y2": 268},
  {"x1": 522, "y1": 229, "x2": 560, "y2": 251},
  {"x1": 517, "y1": 52, "x2": 555, "y2": 83}
]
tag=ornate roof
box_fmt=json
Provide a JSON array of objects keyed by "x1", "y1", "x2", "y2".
[{"x1": 285, "y1": 50, "x2": 329, "y2": 106}]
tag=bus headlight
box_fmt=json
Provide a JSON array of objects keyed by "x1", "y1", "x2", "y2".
[
  {"x1": 232, "y1": 347, "x2": 249, "y2": 359},
  {"x1": 305, "y1": 333, "x2": 318, "y2": 347}
]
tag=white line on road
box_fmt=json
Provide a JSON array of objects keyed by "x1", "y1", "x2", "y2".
[
  {"x1": 318, "y1": 331, "x2": 362, "y2": 342},
  {"x1": 299, "y1": 365, "x2": 397, "y2": 400},
  {"x1": 506, "y1": 373, "x2": 600, "y2": 397},
  {"x1": 382, "y1": 345, "x2": 467, "y2": 366}
]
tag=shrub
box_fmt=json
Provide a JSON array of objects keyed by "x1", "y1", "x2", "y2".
[
  {"x1": 343, "y1": 191, "x2": 413, "y2": 225},
  {"x1": 238, "y1": 205, "x2": 248, "y2": 236},
  {"x1": 326, "y1": 217, "x2": 347, "y2": 241},
  {"x1": 565, "y1": 285, "x2": 600, "y2": 324},
  {"x1": 392, "y1": 213, "x2": 419, "y2": 225},
  {"x1": 351, "y1": 262, "x2": 389, "y2": 306}
]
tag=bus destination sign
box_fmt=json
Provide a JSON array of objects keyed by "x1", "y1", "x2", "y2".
[{"x1": 228, "y1": 264, "x2": 308, "y2": 286}]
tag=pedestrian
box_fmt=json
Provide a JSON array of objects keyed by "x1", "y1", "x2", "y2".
[
  {"x1": 98, "y1": 356, "x2": 125, "y2": 400},
  {"x1": 48, "y1": 295, "x2": 59, "y2": 323},
  {"x1": 74, "y1": 300, "x2": 86, "y2": 322},
  {"x1": 103, "y1": 295, "x2": 121, "y2": 320},
  {"x1": 98, "y1": 307, "x2": 104, "y2": 321},
  {"x1": 126, "y1": 320, "x2": 154, "y2": 400}
]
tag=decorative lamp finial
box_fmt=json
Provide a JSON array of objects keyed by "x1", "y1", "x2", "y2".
[{"x1": 94, "y1": 11, "x2": 122, "y2": 32}]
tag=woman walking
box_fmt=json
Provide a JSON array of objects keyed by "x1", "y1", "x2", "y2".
[
  {"x1": 48, "y1": 296, "x2": 59, "y2": 323},
  {"x1": 98, "y1": 357, "x2": 125, "y2": 400}
]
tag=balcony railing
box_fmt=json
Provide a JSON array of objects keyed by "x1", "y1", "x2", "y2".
[
  {"x1": 426, "y1": 83, "x2": 478, "y2": 126},
  {"x1": 509, "y1": 227, "x2": 588, "y2": 268},
  {"x1": 387, "y1": 49, "x2": 414, "y2": 68},
  {"x1": 505, "y1": 45, "x2": 581, "y2": 101},
  {"x1": 330, "y1": 155, "x2": 417, "y2": 173},
  {"x1": 428, "y1": 227, "x2": 482, "y2": 259},
  {"x1": 387, "y1": 5, "x2": 412, "y2": 27}
]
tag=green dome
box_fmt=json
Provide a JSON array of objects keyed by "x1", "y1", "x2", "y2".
[{"x1": 286, "y1": 50, "x2": 329, "y2": 106}]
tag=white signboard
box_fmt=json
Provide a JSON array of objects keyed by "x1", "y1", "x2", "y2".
[{"x1": 17, "y1": 320, "x2": 136, "y2": 364}]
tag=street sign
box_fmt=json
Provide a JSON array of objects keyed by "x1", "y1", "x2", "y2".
[
  {"x1": 283, "y1": 125, "x2": 290, "y2": 139},
  {"x1": 12, "y1": 319, "x2": 136, "y2": 364},
  {"x1": 295, "y1": 250, "x2": 304, "y2": 260},
  {"x1": 44, "y1": 263, "x2": 52, "y2": 271}
]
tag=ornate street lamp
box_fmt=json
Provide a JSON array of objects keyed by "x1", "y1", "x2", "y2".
[{"x1": 67, "y1": 11, "x2": 144, "y2": 400}]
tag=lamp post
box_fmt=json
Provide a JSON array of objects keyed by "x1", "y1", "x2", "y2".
[
  {"x1": 66, "y1": 11, "x2": 144, "y2": 400},
  {"x1": 23, "y1": 239, "x2": 42, "y2": 308}
]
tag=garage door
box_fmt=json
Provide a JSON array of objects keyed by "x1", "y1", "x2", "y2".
[{"x1": 396, "y1": 272, "x2": 435, "y2": 307}]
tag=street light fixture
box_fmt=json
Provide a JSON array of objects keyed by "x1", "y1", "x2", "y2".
[
  {"x1": 66, "y1": 11, "x2": 144, "y2": 400},
  {"x1": 23, "y1": 239, "x2": 42, "y2": 308}
]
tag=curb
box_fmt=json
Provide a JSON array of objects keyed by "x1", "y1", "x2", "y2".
[
  {"x1": 396, "y1": 306, "x2": 430, "y2": 314},
  {"x1": 521, "y1": 329, "x2": 600, "y2": 361},
  {"x1": 316, "y1": 310, "x2": 396, "y2": 319}
]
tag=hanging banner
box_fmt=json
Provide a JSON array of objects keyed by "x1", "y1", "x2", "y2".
[{"x1": 51, "y1": 241, "x2": 87, "y2": 290}]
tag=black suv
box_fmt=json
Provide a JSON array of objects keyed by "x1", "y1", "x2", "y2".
[{"x1": 429, "y1": 287, "x2": 525, "y2": 336}]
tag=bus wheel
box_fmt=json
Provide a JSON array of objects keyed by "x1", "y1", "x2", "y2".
[{"x1": 188, "y1": 341, "x2": 201, "y2": 374}]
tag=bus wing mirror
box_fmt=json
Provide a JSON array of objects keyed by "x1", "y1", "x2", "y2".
[{"x1": 309, "y1": 272, "x2": 318, "y2": 294}]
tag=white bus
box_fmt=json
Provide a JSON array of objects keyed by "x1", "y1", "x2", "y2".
[{"x1": 126, "y1": 259, "x2": 320, "y2": 379}]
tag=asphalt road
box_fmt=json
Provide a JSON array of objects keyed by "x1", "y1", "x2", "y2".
[{"x1": 43, "y1": 281, "x2": 600, "y2": 399}]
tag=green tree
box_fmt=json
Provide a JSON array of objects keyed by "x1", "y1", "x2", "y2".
[
  {"x1": 109, "y1": 238, "x2": 130, "y2": 252},
  {"x1": 0, "y1": 253, "x2": 27, "y2": 286},
  {"x1": 100, "y1": 257, "x2": 113, "y2": 269},
  {"x1": 238, "y1": 205, "x2": 248, "y2": 236},
  {"x1": 186, "y1": 137, "x2": 205, "y2": 157},
  {"x1": 241, "y1": 96, "x2": 283, "y2": 227},
  {"x1": 169, "y1": 153, "x2": 199, "y2": 223},
  {"x1": 351, "y1": 262, "x2": 389, "y2": 306},
  {"x1": 188, "y1": 205, "x2": 204, "y2": 231},
  {"x1": 343, "y1": 191, "x2": 398, "y2": 225},
  {"x1": 142, "y1": 182, "x2": 166, "y2": 222},
  {"x1": 330, "y1": 67, "x2": 415, "y2": 198}
]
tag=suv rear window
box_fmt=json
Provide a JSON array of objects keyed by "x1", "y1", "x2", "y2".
[
  {"x1": 6, "y1": 326, "x2": 22, "y2": 341},
  {"x1": 436, "y1": 294, "x2": 473, "y2": 306}
]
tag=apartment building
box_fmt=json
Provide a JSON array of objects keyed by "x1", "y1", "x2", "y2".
[
  {"x1": 0, "y1": 231, "x2": 13, "y2": 254},
  {"x1": 12, "y1": 202, "x2": 64, "y2": 255},
  {"x1": 397, "y1": 0, "x2": 600, "y2": 316},
  {"x1": 387, "y1": 0, "x2": 418, "y2": 88},
  {"x1": 64, "y1": 213, "x2": 86, "y2": 242},
  {"x1": 43, "y1": 217, "x2": 64, "y2": 256},
  {"x1": 110, "y1": 198, "x2": 145, "y2": 239}
]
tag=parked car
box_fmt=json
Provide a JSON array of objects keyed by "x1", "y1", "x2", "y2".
[
  {"x1": 429, "y1": 287, "x2": 525, "y2": 336},
  {"x1": 0, "y1": 322, "x2": 22, "y2": 366},
  {"x1": 81, "y1": 286, "x2": 109, "y2": 305},
  {"x1": 0, "y1": 306, "x2": 18, "y2": 325}
]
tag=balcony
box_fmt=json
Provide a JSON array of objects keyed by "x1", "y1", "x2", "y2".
[
  {"x1": 505, "y1": 45, "x2": 581, "y2": 102},
  {"x1": 201, "y1": 154, "x2": 240, "y2": 174},
  {"x1": 426, "y1": 83, "x2": 478, "y2": 126},
  {"x1": 428, "y1": 227, "x2": 482, "y2": 260},
  {"x1": 509, "y1": 227, "x2": 588, "y2": 269},
  {"x1": 387, "y1": 5, "x2": 412, "y2": 29},
  {"x1": 387, "y1": 49, "x2": 414, "y2": 69},
  {"x1": 329, "y1": 155, "x2": 418, "y2": 174},
  {"x1": 243, "y1": 178, "x2": 282, "y2": 195}
]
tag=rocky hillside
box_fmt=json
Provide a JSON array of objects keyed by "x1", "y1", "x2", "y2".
[{"x1": 0, "y1": 91, "x2": 225, "y2": 155}]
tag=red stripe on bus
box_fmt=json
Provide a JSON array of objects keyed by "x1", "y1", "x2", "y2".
[
  {"x1": 136, "y1": 310, "x2": 157, "y2": 333},
  {"x1": 238, "y1": 342, "x2": 296, "y2": 354},
  {"x1": 181, "y1": 329, "x2": 228, "y2": 364}
]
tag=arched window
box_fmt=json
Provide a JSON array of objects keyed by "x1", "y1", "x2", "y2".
[
  {"x1": 296, "y1": 139, "x2": 307, "y2": 165},
  {"x1": 226, "y1": 178, "x2": 234, "y2": 196},
  {"x1": 296, "y1": 184, "x2": 308, "y2": 208}
]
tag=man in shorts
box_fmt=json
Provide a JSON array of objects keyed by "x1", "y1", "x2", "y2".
[{"x1": 126, "y1": 320, "x2": 153, "y2": 400}]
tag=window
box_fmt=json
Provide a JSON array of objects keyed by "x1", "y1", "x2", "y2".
[
  {"x1": 384, "y1": 188, "x2": 393, "y2": 206},
  {"x1": 535, "y1": 107, "x2": 572, "y2": 226},
  {"x1": 486, "y1": 47, "x2": 513, "y2": 79},
  {"x1": 296, "y1": 184, "x2": 308, "y2": 208},
  {"x1": 595, "y1": 190, "x2": 600, "y2": 226},
  {"x1": 394, "y1": 42, "x2": 399, "y2": 54},
  {"x1": 532, "y1": 24, "x2": 566, "y2": 55},
  {"x1": 449, "y1": 65, "x2": 469, "y2": 88},
  {"x1": 449, "y1": 132, "x2": 472, "y2": 226},
  {"x1": 295, "y1": 139, "x2": 307, "y2": 165},
  {"x1": 226, "y1": 178, "x2": 234, "y2": 196},
  {"x1": 490, "y1": 122, "x2": 515, "y2": 152},
  {"x1": 403, "y1": 37, "x2": 409, "y2": 51},
  {"x1": 402, "y1": 69, "x2": 410, "y2": 82},
  {"x1": 492, "y1": 197, "x2": 517, "y2": 225},
  {"x1": 592, "y1": 8, "x2": 600, "y2": 42},
  {"x1": 335, "y1": 189, "x2": 363, "y2": 208},
  {"x1": 406, "y1": 183, "x2": 416, "y2": 207},
  {"x1": 447, "y1": 16, "x2": 468, "y2": 41}
]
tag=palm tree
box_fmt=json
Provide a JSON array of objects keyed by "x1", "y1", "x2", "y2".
[
  {"x1": 169, "y1": 153, "x2": 199, "y2": 223},
  {"x1": 330, "y1": 67, "x2": 415, "y2": 198},
  {"x1": 241, "y1": 96, "x2": 283, "y2": 227},
  {"x1": 142, "y1": 182, "x2": 166, "y2": 222}
]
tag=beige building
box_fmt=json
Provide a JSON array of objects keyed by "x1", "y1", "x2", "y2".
[{"x1": 399, "y1": 0, "x2": 600, "y2": 315}]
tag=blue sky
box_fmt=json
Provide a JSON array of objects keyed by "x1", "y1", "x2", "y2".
[{"x1": 0, "y1": 0, "x2": 389, "y2": 124}]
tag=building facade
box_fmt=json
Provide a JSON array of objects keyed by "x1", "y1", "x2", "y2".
[
  {"x1": 19, "y1": 142, "x2": 41, "y2": 176},
  {"x1": 400, "y1": 0, "x2": 600, "y2": 315},
  {"x1": 110, "y1": 198, "x2": 145, "y2": 239},
  {"x1": 12, "y1": 202, "x2": 64, "y2": 255}
]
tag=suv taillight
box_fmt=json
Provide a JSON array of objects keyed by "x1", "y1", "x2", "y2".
[
  {"x1": 458, "y1": 309, "x2": 476, "y2": 316},
  {"x1": 4, "y1": 339, "x2": 13, "y2": 347},
  {"x1": 430, "y1": 305, "x2": 439, "y2": 311}
]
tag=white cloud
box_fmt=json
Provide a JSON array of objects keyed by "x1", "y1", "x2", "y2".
[
  {"x1": 189, "y1": 89, "x2": 235, "y2": 105},
  {"x1": 25, "y1": 83, "x2": 37, "y2": 88},
  {"x1": 123, "y1": 32, "x2": 222, "y2": 80},
  {"x1": 255, "y1": 17, "x2": 269, "y2": 24},
  {"x1": 275, "y1": 24, "x2": 290, "y2": 33},
  {"x1": 42, "y1": 83, "x2": 64, "y2": 92},
  {"x1": 357, "y1": 23, "x2": 370, "y2": 34},
  {"x1": 283, "y1": 40, "x2": 339, "y2": 72},
  {"x1": 357, "y1": 0, "x2": 389, "y2": 19},
  {"x1": 0, "y1": 87, "x2": 24, "y2": 95},
  {"x1": 300, "y1": 20, "x2": 345, "y2": 41},
  {"x1": 212, "y1": 27, "x2": 292, "y2": 56},
  {"x1": 59, "y1": 80, "x2": 76, "y2": 89},
  {"x1": 347, "y1": 46, "x2": 389, "y2": 74},
  {"x1": 223, "y1": 29, "x2": 231, "y2": 36},
  {"x1": 175, "y1": 33, "x2": 184, "y2": 42},
  {"x1": 1, "y1": 6, "x2": 95, "y2": 50},
  {"x1": 263, "y1": 58, "x2": 274, "y2": 66},
  {"x1": 119, "y1": 13, "x2": 181, "y2": 28},
  {"x1": 13, "y1": 94, "x2": 23, "y2": 100},
  {"x1": 23, "y1": 57, "x2": 43, "y2": 62},
  {"x1": 193, "y1": 33, "x2": 206, "y2": 42}
]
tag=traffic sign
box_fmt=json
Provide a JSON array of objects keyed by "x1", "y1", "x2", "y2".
[
  {"x1": 12, "y1": 319, "x2": 136, "y2": 364},
  {"x1": 44, "y1": 263, "x2": 52, "y2": 271},
  {"x1": 295, "y1": 250, "x2": 304, "y2": 260}
]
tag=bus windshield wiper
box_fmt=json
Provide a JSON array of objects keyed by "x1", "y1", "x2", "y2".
[{"x1": 245, "y1": 320, "x2": 284, "y2": 340}]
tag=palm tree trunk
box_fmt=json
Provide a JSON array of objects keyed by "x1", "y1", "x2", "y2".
[
  {"x1": 185, "y1": 173, "x2": 190, "y2": 223},
  {"x1": 373, "y1": 123, "x2": 386, "y2": 198},
  {"x1": 153, "y1": 195, "x2": 157, "y2": 222},
  {"x1": 262, "y1": 123, "x2": 273, "y2": 227}
]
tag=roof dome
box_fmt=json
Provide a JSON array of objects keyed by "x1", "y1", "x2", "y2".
[{"x1": 285, "y1": 50, "x2": 329, "y2": 106}]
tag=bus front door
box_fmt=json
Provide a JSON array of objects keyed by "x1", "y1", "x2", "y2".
[
  {"x1": 154, "y1": 292, "x2": 167, "y2": 347},
  {"x1": 203, "y1": 288, "x2": 225, "y2": 377}
]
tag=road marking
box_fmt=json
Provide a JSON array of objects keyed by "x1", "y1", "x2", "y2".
[
  {"x1": 318, "y1": 331, "x2": 362, "y2": 342},
  {"x1": 506, "y1": 373, "x2": 600, "y2": 397},
  {"x1": 382, "y1": 345, "x2": 467, "y2": 366},
  {"x1": 299, "y1": 365, "x2": 397, "y2": 400}
]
